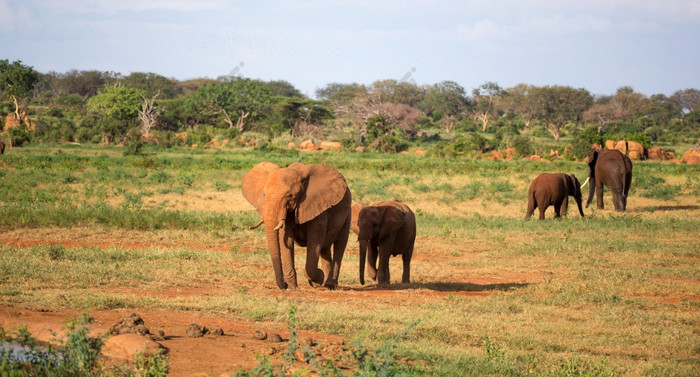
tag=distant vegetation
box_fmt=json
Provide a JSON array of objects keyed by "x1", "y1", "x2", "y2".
[{"x1": 1, "y1": 59, "x2": 699, "y2": 156}]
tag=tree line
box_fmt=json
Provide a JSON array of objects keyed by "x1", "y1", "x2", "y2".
[{"x1": 1, "y1": 59, "x2": 699, "y2": 155}]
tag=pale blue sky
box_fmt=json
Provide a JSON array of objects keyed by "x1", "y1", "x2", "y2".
[{"x1": 2, "y1": 0, "x2": 699, "y2": 98}]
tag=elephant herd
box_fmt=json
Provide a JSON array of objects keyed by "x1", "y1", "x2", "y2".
[{"x1": 242, "y1": 148, "x2": 632, "y2": 290}]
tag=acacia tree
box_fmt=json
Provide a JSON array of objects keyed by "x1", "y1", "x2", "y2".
[
  {"x1": 531, "y1": 85, "x2": 593, "y2": 141},
  {"x1": 0, "y1": 59, "x2": 39, "y2": 121},
  {"x1": 187, "y1": 78, "x2": 273, "y2": 132},
  {"x1": 471, "y1": 81, "x2": 503, "y2": 132},
  {"x1": 418, "y1": 81, "x2": 469, "y2": 133},
  {"x1": 670, "y1": 88, "x2": 700, "y2": 114},
  {"x1": 583, "y1": 87, "x2": 650, "y2": 131},
  {"x1": 86, "y1": 86, "x2": 144, "y2": 143},
  {"x1": 501, "y1": 83, "x2": 538, "y2": 128},
  {"x1": 138, "y1": 91, "x2": 160, "y2": 134}
]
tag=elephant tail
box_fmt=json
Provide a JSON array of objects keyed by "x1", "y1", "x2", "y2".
[{"x1": 525, "y1": 189, "x2": 536, "y2": 219}]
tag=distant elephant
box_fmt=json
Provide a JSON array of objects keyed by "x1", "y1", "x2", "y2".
[
  {"x1": 351, "y1": 200, "x2": 416, "y2": 286},
  {"x1": 525, "y1": 173, "x2": 584, "y2": 220},
  {"x1": 586, "y1": 149, "x2": 633, "y2": 211},
  {"x1": 0, "y1": 140, "x2": 4, "y2": 155},
  {"x1": 242, "y1": 162, "x2": 351, "y2": 290}
]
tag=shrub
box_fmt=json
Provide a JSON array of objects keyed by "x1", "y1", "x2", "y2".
[{"x1": 368, "y1": 135, "x2": 409, "y2": 153}]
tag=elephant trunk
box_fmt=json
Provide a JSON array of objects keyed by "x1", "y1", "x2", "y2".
[
  {"x1": 575, "y1": 196, "x2": 585, "y2": 217},
  {"x1": 265, "y1": 204, "x2": 289, "y2": 290},
  {"x1": 585, "y1": 176, "x2": 596, "y2": 208},
  {"x1": 359, "y1": 238, "x2": 369, "y2": 285}
]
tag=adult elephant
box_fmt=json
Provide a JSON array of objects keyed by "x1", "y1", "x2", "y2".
[
  {"x1": 586, "y1": 149, "x2": 633, "y2": 212},
  {"x1": 351, "y1": 200, "x2": 416, "y2": 286},
  {"x1": 242, "y1": 162, "x2": 351, "y2": 290},
  {"x1": 525, "y1": 173, "x2": 584, "y2": 220}
]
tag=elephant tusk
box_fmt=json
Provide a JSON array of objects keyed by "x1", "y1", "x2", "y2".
[
  {"x1": 580, "y1": 177, "x2": 590, "y2": 188},
  {"x1": 273, "y1": 219, "x2": 284, "y2": 231},
  {"x1": 249, "y1": 219, "x2": 264, "y2": 230}
]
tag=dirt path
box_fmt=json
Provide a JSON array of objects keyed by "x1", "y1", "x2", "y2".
[{"x1": 0, "y1": 227, "x2": 547, "y2": 375}]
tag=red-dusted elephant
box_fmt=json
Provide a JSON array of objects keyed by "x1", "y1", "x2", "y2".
[
  {"x1": 242, "y1": 162, "x2": 351, "y2": 290},
  {"x1": 351, "y1": 200, "x2": 416, "y2": 286},
  {"x1": 525, "y1": 173, "x2": 584, "y2": 220}
]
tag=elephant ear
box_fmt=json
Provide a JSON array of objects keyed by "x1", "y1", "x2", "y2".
[
  {"x1": 289, "y1": 163, "x2": 348, "y2": 224},
  {"x1": 350, "y1": 202, "x2": 366, "y2": 235},
  {"x1": 587, "y1": 150, "x2": 599, "y2": 178},
  {"x1": 567, "y1": 174, "x2": 581, "y2": 196},
  {"x1": 379, "y1": 206, "x2": 405, "y2": 240},
  {"x1": 241, "y1": 162, "x2": 280, "y2": 214}
]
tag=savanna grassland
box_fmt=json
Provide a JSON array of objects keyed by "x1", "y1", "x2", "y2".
[{"x1": 0, "y1": 144, "x2": 698, "y2": 376}]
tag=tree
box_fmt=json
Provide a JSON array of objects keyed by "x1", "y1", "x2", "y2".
[
  {"x1": 670, "y1": 88, "x2": 700, "y2": 114},
  {"x1": 187, "y1": 78, "x2": 273, "y2": 132},
  {"x1": 500, "y1": 83, "x2": 540, "y2": 129},
  {"x1": 266, "y1": 80, "x2": 304, "y2": 98},
  {"x1": 471, "y1": 81, "x2": 503, "y2": 132},
  {"x1": 271, "y1": 97, "x2": 332, "y2": 136},
  {"x1": 0, "y1": 59, "x2": 39, "y2": 120},
  {"x1": 583, "y1": 87, "x2": 650, "y2": 131},
  {"x1": 368, "y1": 79, "x2": 426, "y2": 107},
  {"x1": 138, "y1": 91, "x2": 160, "y2": 134},
  {"x1": 531, "y1": 86, "x2": 593, "y2": 141},
  {"x1": 86, "y1": 86, "x2": 144, "y2": 143},
  {"x1": 121, "y1": 72, "x2": 182, "y2": 99},
  {"x1": 315, "y1": 82, "x2": 366, "y2": 103}
]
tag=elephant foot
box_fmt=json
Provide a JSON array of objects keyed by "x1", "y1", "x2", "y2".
[
  {"x1": 323, "y1": 279, "x2": 338, "y2": 290},
  {"x1": 308, "y1": 279, "x2": 322, "y2": 288}
]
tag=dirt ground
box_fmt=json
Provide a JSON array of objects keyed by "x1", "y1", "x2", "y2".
[{"x1": 0, "y1": 229, "x2": 547, "y2": 376}]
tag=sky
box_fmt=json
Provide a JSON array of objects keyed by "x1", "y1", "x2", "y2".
[{"x1": 1, "y1": 0, "x2": 699, "y2": 98}]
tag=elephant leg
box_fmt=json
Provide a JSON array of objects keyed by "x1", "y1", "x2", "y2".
[
  {"x1": 401, "y1": 247, "x2": 413, "y2": 284},
  {"x1": 319, "y1": 244, "x2": 333, "y2": 283},
  {"x1": 538, "y1": 205, "x2": 546, "y2": 220},
  {"x1": 367, "y1": 242, "x2": 379, "y2": 281},
  {"x1": 554, "y1": 204, "x2": 561, "y2": 219},
  {"x1": 304, "y1": 222, "x2": 326, "y2": 287},
  {"x1": 376, "y1": 250, "x2": 391, "y2": 286},
  {"x1": 561, "y1": 196, "x2": 569, "y2": 217},
  {"x1": 525, "y1": 199, "x2": 536, "y2": 219},
  {"x1": 325, "y1": 218, "x2": 349, "y2": 290},
  {"x1": 596, "y1": 185, "x2": 604, "y2": 209}
]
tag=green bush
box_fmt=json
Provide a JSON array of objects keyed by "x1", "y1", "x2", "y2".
[{"x1": 368, "y1": 135, "x2": 409, "y2": 153}]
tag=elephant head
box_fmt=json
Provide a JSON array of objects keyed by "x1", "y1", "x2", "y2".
[
  {"x1": 566, "y1": 174, "x2": 585, "y2": 217},
  {"x1": 356, "y1": 205, "x2": 405, "y2": 285},
  {"x1": 242, "y1": 162, "x2": 348, "y2": 289}
]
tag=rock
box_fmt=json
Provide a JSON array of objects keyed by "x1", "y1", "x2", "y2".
[
  {"x1": 269, "y1": 333, "x2": 284, "y2": 343},
  {"x1": 186, "y1": 323, "x2": 208, "y2": 338},
  {"x1": 287, "y1": 142, "x2": 296, "y2": 149},
  {"x1": 549, "y1": 149, "x2": 560, "y2": 158},
  {"x1": 663, "y1": 151, "x2": 676, "y2": 160},
  {"x1": 505, "y1": 147, "x2": 517, "y2": 160},
  {"x1": 109, "y1": 313, "x2": 151, "y2": 337},
  {"x1": 210, "y1": 139, "x2": 220, "y2": 148},
  {"x1": 414, "y1": 149, "x2": 426, "y2": 156},
  {"x1": 591, "y1": 143, "x2": 602, "y2": 150},
  {"x1": 605, "y1": 139, "x2": 616, "y2": 150},
  {"x1": 300, "y1": 337, "x2": 314, "y2": 347},
  {"x1": 629, "y1": 150, "x2": 641, "y2": 160},
  {"x1": 253, "y1": 330, "x2": 267, "y2": 340},
  {"x1": 563, "y1": 144, "x2": 574, "y2": 157},
  {"x1": 614, "y1": 140, "x2": 627, "y2": 154},
  {"x1": 212, "y1": 328, "x2": 224, "y2": 336},
  {"x1": 648, "y1": 146, "x2": 663, "y2": 160},
  {"x1": 174, "y1": 132, "x2": 187, "y2": 143},
  {"x1": 299, "y1": 140, "x2": 317, "y2": 151},
  {"x1": 354, "y1": 146, "x2": 366, "y2": 152},
  {"x1": 529, "y1": 155, "x2": 549, "y2": 162},
  {"x1": 627, "y1": 141, "x2": 644, "y2": 159},
  {"x1": 399, "y1": 151, "x2": 410, "y2": 155},
  {"x1": 682, "y1": 149, "x2": 700, "y2": 164},
  {"x1": 101, "y1": 334, "x2": 163, "y2": 362},
  {"x1": 319, "y1": 141, "x2": 342, "y2": 151},
  {"x1": 491, "y1": 150, "x2": 504, "y2": 160}
]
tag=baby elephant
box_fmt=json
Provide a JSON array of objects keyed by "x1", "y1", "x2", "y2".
[
  {"x1": 351, "y1": 200, "x2": 416, "y2": 286},
  {"x1": 525, "y1": 173, "x2": 584, "y2": 220}
]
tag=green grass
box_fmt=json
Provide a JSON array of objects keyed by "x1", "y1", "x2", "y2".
[{"x1": 1, "y1": 145, "x2": 699, "y2": 376}]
